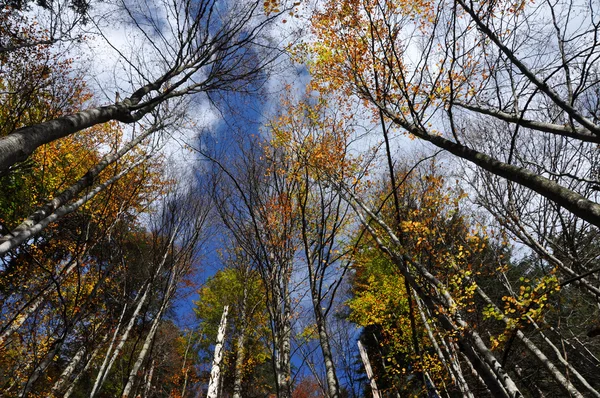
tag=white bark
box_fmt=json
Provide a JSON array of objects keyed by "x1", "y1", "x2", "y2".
[
  {"x1": 206, "y1": 305, "x2": 229, "y2": 398},
  {"x1": 338, "y1": 184, "x2": 523, "y2": 398},
  {"x1": 0, "y1": 156, "x2": 148, "y2": 254},
  {"x1": 0, "y1": 124, "x2": 161, "y2": 253},
  {"x1": 63, "y1": 343, "x2": 103, "y2": 398},
  {"x1": 51, "y1": 343, "x2": 87, "y2": 395},
  {"x1": 232, "y1": 281, "x2": 249, "y2": 398},
  {"x1": 144, "y1": 359, "x2": 156, "y2": 397},
  {"x1": 357, "y1": 341, "x2": 381, "y2": 398},
  {"x1": 475, "y1": 286, "x2": 585, "y2": 398},
  {"x1": 415, "y1": 293, "x2": 474, "y2": 398},
  {"x1": 529, "y1": 318, "x2": 600, "y2": 397},
  {"x1": 89, "y1": 284, "x2": 150, "y2": 398},
  {"x1": 181, "y1": 331, "x2": 194, "y2": 398}
]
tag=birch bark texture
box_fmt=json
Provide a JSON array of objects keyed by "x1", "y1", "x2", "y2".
[
  {"x1": 206, "y1": 305, "x2": 229, "y2": 398},
  {"x1": 357, "y1": 340, "x2": 381, "y2": 398}
]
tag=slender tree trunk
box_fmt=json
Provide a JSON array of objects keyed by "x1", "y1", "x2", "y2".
[
  {"x1": 0, "y1": 124, "x2": 161, "y2": 252},
  {"x1": 342, "y1": 186, "x2": 523, "y2": 398},
  {"x1": 415, "y1": 292, "x2": 474, "y2": 398},
  {"x1": 0, "y1": 256, "x2": 82, "y2": 345},
  {"x1": 0, "y1": 293, "x2": 44, "y2": 347},
  {"x1": 120, "y1": 304, "x2": 162, "y2": 398},
  {"x1": 206, "y1": 305, "x2": 229, "y2": 398},
  {"x1": 181, "y1": 331, "x2": 194, "y2": 398},
  {"x1": 276, "y1": 290, "x2": 292, "y2": 398},
  {"x1": 63, "y1": 342, "x2": 103, "y2": 398},
  {"x1": 92, "y1": 215, "x2": 182, "y2": 397},
  {"x1": 232, "y1": 329, "x2": 246, "y2": 398},
  {"x1": 314, "y1": 308, "x2": 340, "y2": 398},
  {"x1": 144, "y1": 359, "x2": 156, "y2": 397},
  {"x1": 475, "y1": 286, "x2": 586, "y2": 398},
  {"x1": 90, "y1": 284, "x2": 150, "y2": 398},
  {"x1": 0, "y1": 155, "x2": 148, "y2": 255},
  {"x1": 232, "y1": 281, "x2": 249, "y2": 398},
  {"x1": 20, "y1": 334, "x2": 67, "y2": 397},
  {"x1": 358, "y1": 340, "x2": 381, "y2": 398},
  {"x1": 122, "y1": 265, "x2": 180, "y2": 398},
  {"x1": 51, "y1": 342, "x2": 87, "y2": 394}
]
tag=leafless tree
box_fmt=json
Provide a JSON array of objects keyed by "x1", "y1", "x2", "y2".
[{"x1": 0, "y1": 0, "x2": 292, "y2": 171}]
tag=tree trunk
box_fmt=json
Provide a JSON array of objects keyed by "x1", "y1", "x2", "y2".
[
  {"x1": 475, "y1": 286, "x2": 586, "y2": 398},
  {"x1": 51, "y1": 342, "x2": 87, "y2": 395},
  {"x1": 0, "y1": 155, "x2": 148, "y2": 254},
  {"x1": 63, "y1": 342, "x2": 103, "y2": 398},
  {"x1": 357, "y1": 340, "x2": 381, "y2": 398},
  {"x1": 232, "y1": 279, "x2": 249, "y2": 398},
  {"x1": 0, "y1": 123, "x2": 160, "y2": 252},
  {"x1": 343, "y1": 186, "x2": 524, "y2": 398},
  {"x1": 121, "y1": 306, "x2": 162, "y2": 398},
  {"x1": 314, "y1": 308, "x2": 340, "y2": 398},
  {"x1": 122, "y1": 257, "x2": 183, "y2": 398},
  {"x1": 386, "y1": 113, "x2": 600, "y2": 228},
  {"x1": 415, "y1": 293, "x2": 474, "y2": 398},
  {"x1": 90, "y1": 283, "x2": 150, "y2": 398},
  {"x1": 19, "y1": 336, "x2": 65, "y2": 397},
  {"x1": 0, "y1": 103, "x2": 138, "y2": 172},
  {"x1": 232, "y1": 329, "x2": 246, "y2": 398},
  {"x1": 143, "y1": 359, "x2": 156, "y2": 397},
  {"x1": 181, "y1": 331, "x2": 194, "y2": 398},
  {"x1": 206, "y1": 305, "x2": 229, "y2": 398},
  {"x1": 275, "y1": 289, "x2": 292, "y2": 398}
]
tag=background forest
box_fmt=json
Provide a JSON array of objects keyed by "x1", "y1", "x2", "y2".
[{"x1": 1, "y1": 0, "x2": 600, "y2": 397}]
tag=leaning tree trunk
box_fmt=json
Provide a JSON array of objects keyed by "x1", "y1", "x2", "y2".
[
  {"x1": 357, "y1": 340, "x2": 381, "y2": 398},
  {"x1": 62, "y1": 342, "x2": 103, "y2": 398},
  {"x1": 122, "y1": 251, "x2": 187, "y2": 398},
  {"x1": 90, "y1": 283, "x2": 150, "y2": 398},
  {"x1": 0, "y1": 123, "x2": 161, "y2": 254},
  {"x1": 206, "y1": 305, "x2": 229, "y2": 398},
  {"x1": 0, "y1": 155, "x2": 148, "y2": 255},
  {"x1": 341, "y1": 185, "x2": 524, "y2": 398},
  {"x1": 51, "y1": 331, "x2": 109, "y2": 396}
]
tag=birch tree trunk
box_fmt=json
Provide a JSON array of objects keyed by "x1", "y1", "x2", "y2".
[
  {"x1": 51, "y1": 342, "x2": 87, "y2": 395},
  {"x1": 0, "y1": 155, "x2": 148, "y2": 255},
  {"x1": 143, "y1": 359, "x2": 156, "y2": 397},
  {"x1": 358, "y1": 340, "x2": 381, "y2": 398},
  {"x1": 62, "y1": 343, "x2": 103, "y2": 398},
  {"x1": 474, "y1": 286, "x2": 587, "y2": 398},
  {"x1": 89, "y1": 283, "x2": 150, "y2": 398},
  {"x1": 339, "y1": 184, "x2": 524, "y2": 398},
  {"x1": 121, "y1": 299, "x2": 166, "y2": 398},
  {"x1": 274, "y1": 286, "x2": 292, "y2": 398},
  {"x1": 181, "y1": 331, "x2": 194, "y2": 398},
  {"x1": 0, "y1": 123, "x2": 161, "y2": 253},
  {"x1": 206, "y1": 305, "x2": 229, "y2": 398},
  {"x1": 232, "y1": 329, "x2": 246, "y2": 398}
]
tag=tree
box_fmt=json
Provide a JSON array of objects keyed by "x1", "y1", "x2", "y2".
[
  {"x1": 268, "y1": 91, "x2": 366, "y2": 398},
  {"x1": 308, "y1": 1, "x2": 600, "y2": 395},
  {"x1": 309, "y1": 0, "x2": 600, "y2": 229},
  {"x1": 208, "y1": 137, "x2": 299, "y2": 398},
  {"x1": 193, "y1": 257, "x2": 273, "y2": 398},
  {"x1": 0, "y1": 0, "x2": 296, "y2": 172}
]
